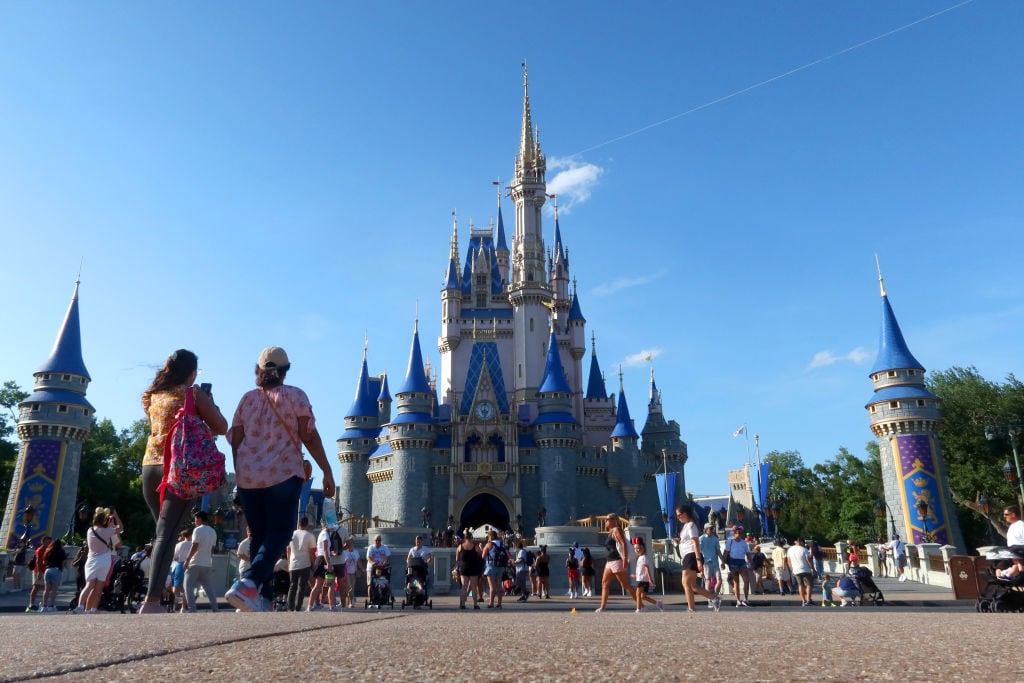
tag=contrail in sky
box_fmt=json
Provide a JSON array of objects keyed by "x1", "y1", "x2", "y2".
[{"x1": 572, "y1": 0, "x2": 975, "y2": 156}]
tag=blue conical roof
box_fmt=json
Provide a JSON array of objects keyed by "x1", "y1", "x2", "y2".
[
  {"x1": 585, "y1": 344, "x2": 607, "y2": 399},
  {"x1": 377, "y1": 373, "x2": 391, "y2": 402},
  {"x1": 610, "y1": 386, "x2": 640, "y2": 438},
  {"x1": 538, "y1": 330, "x2": 572, "y2": 394},
  {"x1": 568, "y1": 290, "x2": 585, "y2": 322},
  {"x1": 554, "y1": 217, "x2": 565, "y2": 262},
  {"x1": 495, "y1": 205, "x2": 509, "y2": 251},
  {"x1": 444, "y1": 257, "x2": 460, "y2": 290},
  {"x1": 36, "y1": 283, "x2": 90, "y2": 380},
  {"x1": 346, "y1": 353, "x2": 378, "y2": 418},
  {"x1": 870, "y1": 295, "x2": 924, "y2": 374},
  {"x1": 397, "y1": 323, "x2": 432, "y2": 395}
]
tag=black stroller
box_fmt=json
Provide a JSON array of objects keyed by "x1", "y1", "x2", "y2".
[
  {"x1": 365, "y1": 563, "x2": 394, "y2": 609},
  {"x1": 977, "y1": 547, "x2": 1024, "y2": 613},
  {"x1": 102, "y1": 557, "x2": 147, "y2": 613},
  {"x1": 402, "y1": 557, "x2": 432, "y2": 609},
  {"x1": 849, "y1": 566, "x2": 884, "y2": 606},
  {"x1": 272, "y1": 569, "x2": 290, "y2": 612}
]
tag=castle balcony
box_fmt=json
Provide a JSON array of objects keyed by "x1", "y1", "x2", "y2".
[{"x1": 458, "y1": 461, "x2": 509, "y2": 488}]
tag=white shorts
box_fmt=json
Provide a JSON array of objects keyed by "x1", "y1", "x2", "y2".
[{"x1": 84, "y1": 553, "x2": 112, "y2": 583}]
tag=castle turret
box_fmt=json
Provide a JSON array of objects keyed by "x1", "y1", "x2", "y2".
[
  {"x1": 582, "y1": 334, "x2": 615, "y2": 448},
  {"x1": 640, "y1": 368, "x2": 688, "y2": 496},
  {"x1": 509, "y1": 63, "x2": 552, "y2": 404},
  {"x1": 337, "y1": 346, "x2": 381, "y2": 518},
  {"x1": 1, "y1": 282, "x2": 93, "y2": 547},
  {"x1": 534, "y1": 327, "x2": 580, "y2": 524},
  {"x1": 441, "y1": 216, "x2": 463, "y2": 355},
  {"x1": 389, "y1": 320, "x2": 438, "y2": 526},
  {"x1": 866, "y1": 268, "x2": 964, "y2": 550},
  {"x1": 495, "y1": 192, "x2": 510, "y2": 285},
  {"x1": 609, "y1": 370, "x2": 642, "y2": 506}
]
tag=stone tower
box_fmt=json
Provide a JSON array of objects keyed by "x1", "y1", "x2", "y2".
[
  {"x1": 866, "y1": 272, "x2": 964, "y2": 550},
  {"x1": 1, "y1": 282, "x2": 93, "y2": 547},
  {"x1": 534, "y1": 327, "x2": 580, "y2": 524}
]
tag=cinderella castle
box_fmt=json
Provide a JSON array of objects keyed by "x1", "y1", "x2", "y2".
[{"x1": 336, "y1": 69, "x2": 689, "y2": 533}]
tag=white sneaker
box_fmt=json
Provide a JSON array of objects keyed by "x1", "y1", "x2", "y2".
[{"x1": 899, "y1": 574, "x2": 907, "y2": 582}]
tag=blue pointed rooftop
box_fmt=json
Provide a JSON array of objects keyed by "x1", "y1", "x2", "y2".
[
  {"x1": 871, "y1": 295, "x2": 924, "y2": 374},
  {"x1": 345, "y1": 355, "x2": 378, "y2": 418},
  {"x1": 444, "y1": 257, "x2": 460, "y2": 290},
  {"x1": 568, "y1": 291, "x2": 585, "y2": 322},
  {"x1": 397, "y1": 325, "x2": 432, "y2": 395},
  {"x1": 36, "y1": 284, "x2": 90, "y2": 380},
  {"x1": 538, "y1": 331, "x2": 572, "y2": 394},
  {"x1": 554, "y1": 217, "x2": 565, "y2": 262},
  {"x1": 610, "y1": 387, "x2": 640, "y2": 439},
  {"x1": 495, "y1": 206, "x2": 509, "y2": 251},
  {"x1": 377, "y1": 373, "x2": 391, "y2": 402},
  {"x1": 586, "y1": 347, "x2": 608, "y2": 399}
]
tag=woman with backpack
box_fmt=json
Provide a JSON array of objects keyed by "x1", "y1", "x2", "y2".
[
  {"x1": 137, "y1": 349, "x2": 227, "y2": 615},
  {"x1": 481, "y1": 530, "x2": 509, "y2": 608}
]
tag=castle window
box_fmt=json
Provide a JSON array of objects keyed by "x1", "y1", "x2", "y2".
[
  {"x1": 62, "y1": 374, "x2": 71, "y2": 381},
  {"x1": 869, "y1": 405, "x2": 876, "y2": 413},
  {"x1": 872, "y1": 374, "x2": 878, "y2": 381},
  {"x1": 43, "y1": 374, "x2": 51, "y2": 380},
  {"x1": 889, "y1": 401, "x2": 899, "y2": 409},
  {"x1": 887, "y1": 371, "x2": 897, "y2": 378},
  {"x1": 32, "y1": 404, "x2": 40, "y2": 412},
  {"x1": 529, "y1": 318, "x2": 534, "y2": 332},
  {"x1": 58, "y1": 405, "x2": 68, "y2": 413},
  {"x1": 908, "y1": 369, "x2": 916, "y2": 376},
  {"x1": 917, "y1": 400, "x2": 926, "y2": 407},
  {"x1": 80, "y1": 377, "x2": 86, "y2": 384},
  {"x1": 476, "y1": 294, "x2": 486, "y2": 307}
]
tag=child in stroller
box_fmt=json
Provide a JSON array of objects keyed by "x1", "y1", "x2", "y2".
[
  {"x1": 365, "y1": 563, "x2": 393, "y2": 609},
  {"x1": 403, "y1": 557, "x2": 432, "y2": 609},
  {"x1": 977, "y1": 547, "x2": 1024, "y2": 613},
  {"x1": 849, "y1": 566, "x2": 884, "y2": 605}
]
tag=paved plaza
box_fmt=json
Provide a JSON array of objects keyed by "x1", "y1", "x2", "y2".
[{"x1": 0, "y1": 577, "x2": 1017, "y2": 682}]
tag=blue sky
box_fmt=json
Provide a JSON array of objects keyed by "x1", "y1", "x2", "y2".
[{"x1": 2, "y1": 2, "x2": 1020, "y2": 496}]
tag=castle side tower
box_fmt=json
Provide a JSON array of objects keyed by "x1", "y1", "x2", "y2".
[
  {"x1": 534, "y1": 326, "x2": 581, "y2": 525},
  {"x1": 509, "y1": 64, "x2": 552, "y2": 404},
  {"x1": 1, "y1": 282, "x2": 93, "y2": 547},
  {"x1": 389, "y1": 321, "x2": 438, "y2": 526},
  {"x1": 337, "y1": 347, "x2": 381, "y2": 518},
  {"x1": 866, "y1": 270, "x2": 964, "y2": 550},
  {"x1": 640, "y1": 368, "x2": 688, "y2": 496},
  {"x1": 609, "y1": 370, "x2": 642, "y2": 510}
]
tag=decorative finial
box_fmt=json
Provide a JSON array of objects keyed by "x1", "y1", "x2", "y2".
[
  {"x1": 618, "y1": 365, "x2": 624, "y2": 392},
  {"x1": 875, "y1": 254, "x2": 887, "y2": 297},
  {"x1": 415, "y1": 300, "x2": 420, "y2": 332},
  {"x1": 591, "y1": 331, "x2": 596, "y2": 353},
  {"x1": 363, "y1": 332, "x2": 369, "y2": 360},
  {"x1": 522, "y1": 60, "x2": 528, "y2": 89},
  {"x1": 493, "y1": 177, "x2": 502, "y2": 207}
]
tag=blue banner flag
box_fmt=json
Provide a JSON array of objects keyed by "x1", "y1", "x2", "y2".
[{"x1": 655, "y1": 472, "x2": 677, "y2": 538}]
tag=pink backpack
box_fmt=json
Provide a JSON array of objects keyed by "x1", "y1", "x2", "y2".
[{"x1": 158, "y1": 387, "x2": 226, "y2": 505}]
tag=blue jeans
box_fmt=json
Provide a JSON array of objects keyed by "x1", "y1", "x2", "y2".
[{"x1": 239, "y1": 476, "x2": 303, "y2": 600}]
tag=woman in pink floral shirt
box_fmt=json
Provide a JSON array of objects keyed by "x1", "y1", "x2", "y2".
[{"x1": 225, "y1": 347, "x2": 335, "y2": 612}]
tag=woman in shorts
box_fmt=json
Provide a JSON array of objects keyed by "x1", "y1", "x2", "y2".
[{"x1": 675, "y1": 505, "x2": 721, "y2": 612}]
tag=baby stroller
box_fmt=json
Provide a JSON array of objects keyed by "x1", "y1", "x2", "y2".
[
  {"x1": 272, "y1": 569, "x2": 290, "y2": 612},
  {"x1": 365, "y1": 564, "x2": 394, "y2": 609},
  {"x1": 402, "y1": 557, "x2": 432, "y2": 610},
  {"x1": 977, "y1": 547, "x2": 1024, "y2": 613},
  {"x1": 102, "y1": 557, "x2": 147, "y2": 613},
  {"x1": 849, "y1": 566, "x2": 884, "y2": 606}
]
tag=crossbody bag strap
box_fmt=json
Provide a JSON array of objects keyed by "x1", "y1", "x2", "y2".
[{"x1": 261, "y1": 388, "x2": 302, "y2": 451}]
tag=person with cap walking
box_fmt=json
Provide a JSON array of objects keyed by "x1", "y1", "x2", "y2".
[
  {"x1": 881, "y1": 534, "x2": 907, "y2": 582},
  {"x1": 698, "y1": 523, "x2": 722, "y2": 607},
  {"x1": 225, "y1": 347, "x2": 336, "y2": 612}
]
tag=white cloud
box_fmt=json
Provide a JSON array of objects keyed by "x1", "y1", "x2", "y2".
[
  {"x1": 545, "y1": 157, "x2": 604, "y2": 213},
  {"x1": 806, "y1": 346, "x2": 871, "y2": 371},
  {"x1": 623, "y1": 347, "x2": 663, "y2": 367},
  {"x1": 591, "y1": 268, "x2": 667, "y2": 297}
]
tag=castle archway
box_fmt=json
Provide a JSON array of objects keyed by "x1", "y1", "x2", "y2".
[{"x1": 457, "y1": 492, "x2": 511, "y2": 532}]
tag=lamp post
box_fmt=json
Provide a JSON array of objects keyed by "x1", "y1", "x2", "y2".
[
  {"x1": 915, "y1": 499, "x2": 933, "y2": 543},
  {"x1": 20, "y1": 505, "x2": 36, "y2": 546},
  {"x1": 979, "y1": 494, "x2": 996, "y2": 546},
  {"x1": 985, "y1": 423, "x2": 1024, "y2": 508},
  {"x1": 769, "y1": 501, "x2": 782, "y2": 543},
  {"x1": 875, "y1": 499, "x2": 897, "y2": 538}
]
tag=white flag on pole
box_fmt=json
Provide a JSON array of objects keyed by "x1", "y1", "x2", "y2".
[{"x1": 732, "y1": 425, "x2": 746, "y2": 437}]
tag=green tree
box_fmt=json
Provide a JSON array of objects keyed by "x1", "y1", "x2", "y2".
[
  {"x1": 927, "y1": 366, "x2": 1024, "y2": 547},
  {"x1": 76, "y1": 417, "x2": 152, "y2": 548},
  {"x1": 0, "y1": 381, "x2": 29, "y2": 524}
]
